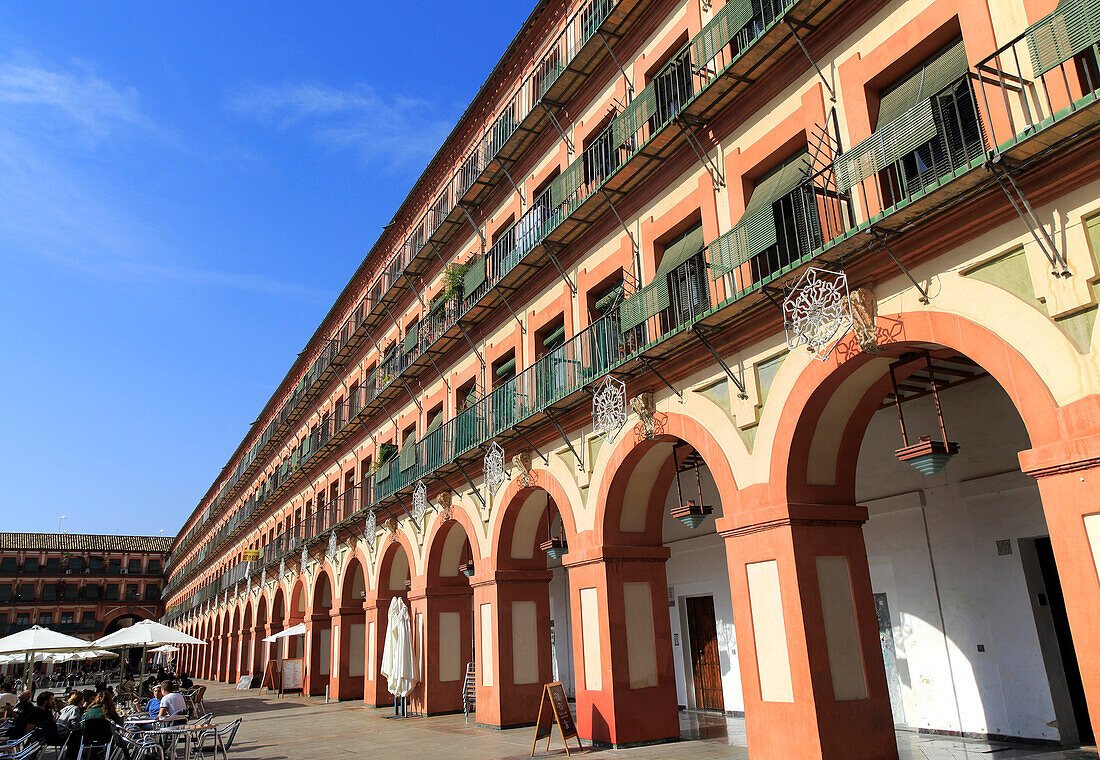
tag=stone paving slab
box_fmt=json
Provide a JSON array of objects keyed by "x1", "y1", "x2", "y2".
[{"x1": 193, "y1": 682, "x2": 1096, "y2": 760}]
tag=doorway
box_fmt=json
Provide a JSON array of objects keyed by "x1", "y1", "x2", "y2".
[
  {"x1": 685, "y1": 595, "x2": 724, "y2": 712},
  {"x1": 1021, "y1": 536, "x2": 1094, "y2": 745}
]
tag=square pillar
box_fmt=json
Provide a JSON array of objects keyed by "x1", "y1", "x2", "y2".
[
  {"x1": 408, "y1": 584, "x2": 473, "y2": 716},
  {"x1": 471, "y1": 570, "x2": 553, "y2": 728},
  {"x1": 304, "y1": 612, "x2": 331, "y2": 696},
  {"x1": 226, "y1": 633, "x2": 240, "y2": 684},
  {"x1": 565, "y1": 547, "x2": 679, "y2": 747},
  {"x1": 329, "y1": 605, "x2": 366, "y2": 700},
  {"x1": 363, "y1": 596, "x2": 392, "y2": 706},
  {"x1": 720, "y1": 503, "x2": 897, "y2": 760},
  {"x1": 1022, "y1": 448, "x2": 1100, "y2": 736}
]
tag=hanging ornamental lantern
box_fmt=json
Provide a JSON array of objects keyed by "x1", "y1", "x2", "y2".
[
  {"x1": 459, "y1": 538, "x2": 475, "y2": 578},
  {"x1": 484, "y1": 441, "x2": 507, "y2": 496},
  {"x1": 889, "y1": 352, "x2": 960, "y2": 475},
  {"x1": 592, "y1": 375, "x2": 628, "y2": 443},
  {"x1": 538, "y1": 491, "x2": 568, "y2": 561},
  {"x1": 412, "y1": 480, "x2": 428, "y2": 529},
  {"x1": 669, "y1": 443, "x2": 713, "y2": 529},
  {"x1": 783, "y1": 267, "x2": 854, "y2": 361},
  {"x1": 364, "y1": 509, "x2": 377, "y2": 552}
]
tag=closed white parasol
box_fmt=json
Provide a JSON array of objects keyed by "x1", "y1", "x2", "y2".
[{"x1": 379, "y1": 597, "x2": 417, "y2": 700}]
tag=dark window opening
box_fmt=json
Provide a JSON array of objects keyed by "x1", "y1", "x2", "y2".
[
  {"x1": 105, "y1": 584, "x2": 119, "y2": 601},
  {"x1": 0, "y1": 557, "x2": 16, "y2": 573},
  {"x1": 45, "y1": 557, "x2": 60, "y2": 574},
  {"x1": 22, "y1": 557, "x2": 38, "y2": 573},
  {"x1": 128, "y1": 559, "x2": 142, "y2": 575}
]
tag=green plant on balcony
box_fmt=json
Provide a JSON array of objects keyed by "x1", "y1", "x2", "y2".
[
  {"x1": 441, "y1": 260, "x2": 471, "y2": 302},
  {"x1": 372, "y1": 443, "x2": 398, "y2": 470}
]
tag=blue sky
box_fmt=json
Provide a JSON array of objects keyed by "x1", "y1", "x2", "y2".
[{"x1": 0, "y1": 3, "x2": 534, "y2": 537}]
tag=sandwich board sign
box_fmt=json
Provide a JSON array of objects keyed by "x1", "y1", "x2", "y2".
[{"x1": 531, "y1": 682, "x2": 581, "y2": 756}]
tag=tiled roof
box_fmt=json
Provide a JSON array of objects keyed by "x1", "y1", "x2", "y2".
[{"x1": 0, "y1": 533, "x2": 173, "y2": 553}]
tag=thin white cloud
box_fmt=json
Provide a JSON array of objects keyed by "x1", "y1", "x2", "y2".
[
  {"x1": 231, "y1": 81, "x2": 453, "y2": 170},
  {"x1": 0, "y1": 58, "x2": 326, "y2": 302}
]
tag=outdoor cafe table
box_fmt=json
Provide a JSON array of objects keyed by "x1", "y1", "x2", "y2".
[{"x1": 156, "y1": 723, "x2": 225, "y2": 760}]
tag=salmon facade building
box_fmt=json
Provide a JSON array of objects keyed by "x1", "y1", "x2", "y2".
[{"x1": 163, "y1": 0, "x2": 1100, "y2": 755}]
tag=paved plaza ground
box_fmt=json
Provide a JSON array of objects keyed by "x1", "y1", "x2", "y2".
[{"x1": 198, "y1": 682, "x2": 1098, "y2": 760}]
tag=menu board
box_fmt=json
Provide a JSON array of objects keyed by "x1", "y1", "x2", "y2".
[
  {"x1": 282, "y1": 658, "x2": 304, "y2": 691},
  {"x1": 531, "y1": 682, "x2": 581, "y2": 756}
]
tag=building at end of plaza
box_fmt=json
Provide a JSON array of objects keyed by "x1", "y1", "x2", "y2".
[
  {"x1": 165, "y1": 0, "x2": 1100, "y2": 757},
  {"x1": 0, "y1": 533, "x2": 171, "y2": 638}
]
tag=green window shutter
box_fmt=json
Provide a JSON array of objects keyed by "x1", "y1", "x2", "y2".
[
  {"x1": 836, "y1": 39, "x2": 968, "y2": 192},
  {"x1": 877, "y1": 39, "x2": 969, "y2": 127},
  {"x1": 462, "y1": 256, "x2": 487, "y2": 295},
  {"x1": 594, "y1": 282, "x2": 623, "y2": 312},
  {"x1": 691, "y1": 0, "x2": 753, "y2": 67},
  {"x1": 551, "y1": 159, "x2": 586, "y2": 209},
  {"x1": 376, "y1": 459, "x2": 392, "y2": 484},
  {"x1": 619, "y1": 280, "x2": 671, "y2": 333},
  {"x1": 402, "y1": 321, "x2": 419, "y2": 355},
  {"x1": 495, "y1": 357, "x2": 517, "y2": 378},
  {"x1": 613, "y1": 86, "x2": 657, "y2": 146},
  {"x1": 654, "y1": 223, "x2": 705, "y2": 279},
  {"x1": 709, "y1": 228, "x2": 751, "y2": 279},
  {"x1": 728, "y1": 152, "x2": 811, "y2": 264},
  {"x1": 1026, "y1": 0, "x2": 1100, "y2": 75},
  {"x1": 542, "y1": 324, "x2": 567, "y2": 350},
  {"x1": 400, "y1": 439, "x2": 417, "y2": 472},
  {"x1": 835, "y1": 100, "x2": 937, "y2": 192},
  {"x1": 425, "y1": 411, "x2": 444, "y2": 436}
]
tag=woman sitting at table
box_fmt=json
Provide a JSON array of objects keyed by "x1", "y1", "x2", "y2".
[{"x1": 56, "y1": 691, "x2": 85, "y2": 742}]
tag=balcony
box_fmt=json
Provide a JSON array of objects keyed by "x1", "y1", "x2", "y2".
[{"x1": 167, "y1": 2, "x2": 1100, "y2": 609}]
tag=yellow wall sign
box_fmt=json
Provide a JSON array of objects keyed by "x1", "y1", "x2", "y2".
[{"x1": 242, "y1": 550, "x2": 260, "y2": 561}]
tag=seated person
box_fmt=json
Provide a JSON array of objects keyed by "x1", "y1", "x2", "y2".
[
  {"x1": 9, "y1": 691, "x2": 59, "y2": 745},
  {"x1": 157, "y1": 682, "x2": 186, "y2": 721},
  {"x1": 0, "y1": 682, "x2": 18, "y2": 720},
  {"x1": 179, "y1": 672, "x2": 194, "y2": 690},
  {"x1": 135, "y1": 683, "x2": 162, "y2": 719},
  {"x1": 56, "y1": 691, "x2": 85, "y2": 734}
]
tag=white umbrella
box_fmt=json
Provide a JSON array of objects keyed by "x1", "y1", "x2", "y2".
[
  {"x1": 379, "y1": 598, "x2": 417, "y2": 700},
  {"x1": 258, "y1": 623, "x2": 306, "y2": 693},
  {"x1": 93, "y1": 620, "x2": 204, "y2": 688},
  {"x1": 260, "y1": 623, "x2": 305, "y2": 643},
  {"x1": 149, "y1": 644, "x2": 179, "y2": 654},
  {"x1": 0, "y1": 625, "x2": 94, "y2": 690}
]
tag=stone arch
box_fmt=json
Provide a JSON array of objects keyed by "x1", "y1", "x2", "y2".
[
  {"x1": 590, "y1": 409, "x2": 741, "y2": 546},
  {"x1": 770, "y1": 310, "x2": 1063, "y2": 504},
  {"x1": 424, "y1": 503, "x2": 483, "y2": 583},
  {"x1": 372, "y1": 532, "x2": 416, "y2": 594},
  {"x1": 489, "y1": 467, "x2": 582, "y2": 570},
  {"x1": 339, "y1": 557, "x2": 367, "y2": 607}
]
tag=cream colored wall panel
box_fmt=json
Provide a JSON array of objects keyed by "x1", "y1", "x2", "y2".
[
  {"x1": 439, "y1": 611, "x2": 462, "y2": 683},
  {"x1": 623, "y1": 581, "x2": 659, "y2": 689},
  {"x1": 512, "y1": 601, "x2": 540, "y2": 685},
  {"x1": 746, "y1": 560, "x2": 793, "y2": 702},
  {"x1": 480, "y1": 603, "x2": 494, "y2": 687},
  {"x1": 349, "y1": 623, "x2": 366, "y2": 677},
  {"x1": 816, "y1": 556, "x2": 868, "y2": 701},
  {"x1": 579, "y1": 587, "x2": 602, "y2": 691}
]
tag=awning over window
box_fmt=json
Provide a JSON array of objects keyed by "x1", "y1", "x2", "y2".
[
  {"x1": 691, "y1": 0, "x2": 753, "y2": 67},
  {"x1": 612, "y1": 86, "x2": 657, "y2": 147},
  {"x1": 1027, "y1": 0, "x2": 1100, "y2": 75},
  {"x1": 835, "y1": 39, "x2": 968, "y2": 192},
  {"x1": 542, "y1": 324, "x2": 567, "y2": 350},
  {"x1": 402, "y1": 322, "x2": 419, "y2": 355},
  {"x1": 617, "y1": 224, "x2": 704, "y2": 333},
  {"x1": 462, "y1": 255, "x2": 487, "y2": 295},
  {"x1": 593, "y1": 281, "x2": 623, "y2": 313},
  {"x1": 718, "y1": 151, "x2": 811, "y2": 272}
]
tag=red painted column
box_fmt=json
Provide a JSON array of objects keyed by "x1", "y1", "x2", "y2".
[
  {"x1": 329, "y1": 605, "x2": 366, "y2": 700},
  {"x1": 249, "y1": 625, "x2": 264, "y2": 682},
  {"x1": 226, "y1": 633, "x2": 240, "y2": 684},
  {"x1": 565, "y1": 546, "x2": 679, "y2": 747},
  {"x1": 719, "y1": 504, "x2": 896, "y2": 760},
  {"x1": 363, "y1": 596, "x2": 392, "y2": 707},
  {"x1": 304, "y1": 612, "x2": 331, "y2": 696},
  {"x1": 407, "y1": 582, "x2": 472, "y2": 716},
  {"x1": 1022, "y1": 436, "x2": 1100, "y2": 735},
  {"x1": 471, "y1": 570, "x2": 552, "y2": 728}
]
